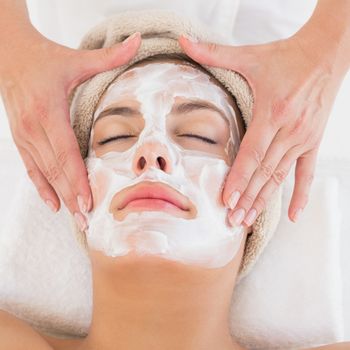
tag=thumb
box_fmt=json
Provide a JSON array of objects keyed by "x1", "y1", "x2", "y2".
[
  {"x1": 178, "y1": 34, "x2": 245, "y2": 71},
  {"x1": 72, "y1": 32, "x2": 141, "y2": 85}
]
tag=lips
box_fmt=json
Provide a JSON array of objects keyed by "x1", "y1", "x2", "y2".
[{"x1": 110, "y1": 181, "x2": 196, "y2": 220}]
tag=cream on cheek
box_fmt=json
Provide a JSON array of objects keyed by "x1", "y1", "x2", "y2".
[{"x1": 85, "y1": 62, "x2": 244, "y2": 268}]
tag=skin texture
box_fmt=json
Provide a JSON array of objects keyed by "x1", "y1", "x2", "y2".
[{"x1": 178, "y1": 0, "x2": 350, "y2": 227}]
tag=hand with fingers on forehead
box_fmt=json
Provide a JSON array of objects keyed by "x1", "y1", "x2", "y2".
[
  {"x1": 0, "y1": 23, "x2": 141, "y2": 230},
  {"x1": 179, "y1": 0, "x2": 350, "y2": 227}
]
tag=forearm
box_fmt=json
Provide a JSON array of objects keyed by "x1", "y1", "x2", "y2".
[
  {"x1": 296, "y1": 0, "x2": 350, "y2": 74},
  {"x1": 0, "y1": 1, "x2": 38, "y2": 74}
]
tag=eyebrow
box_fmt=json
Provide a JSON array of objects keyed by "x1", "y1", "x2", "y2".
[
  {"x1": 93, "y1": 99, "x2": 230, "y2": 126},
  {"x1": 93, "y1": 106, "x2": 141, "y2": 126},
  {"x1": 171, "y1": 100, "x2": 229, "y2": 123}
]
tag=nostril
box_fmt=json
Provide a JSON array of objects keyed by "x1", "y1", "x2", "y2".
[
  {"x1": 157, "y1": 156, "x2": 166, "y2": 170},
  {"x1": 136, "y1": 154, "x2": 168, "y2": 172},
  {"x1": 138, "y1": 156, "x2": 146, "y2": 170}
]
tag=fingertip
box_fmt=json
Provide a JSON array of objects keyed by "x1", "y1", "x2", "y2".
[
  {"x1": 77, "y1": 188, "x2": 93, "y2": 214},
  {"x1": 111, "y1": 37, "x2": 140, "y2": 64},
  {"x1": 289, "y1": 213, "x2": 296, "y2": 223},
  {"x1": 121, "y1": 32, "x2": 141, "y2": 47},
  {"x1": 222, "y1": 190, "x2": 231, "y2": 209},
  {"x1": 288, "y1": 204, "x2": 295, "y2": 222},
  {"x1": 74, "y1": 212, "x2": 88, "y2": 232},
  {"x1": 81, "y1": 190, "x2": 93, "y2": 213},
  {"x1": 179, "y1": 34, "x2": 199, "y2": 45},
  {"x1": 227, "y1": 190, "x2": 240, "y2": 210},
  {"x1": 77, "y1": 194, "x2": 86, "y2": 215},
  {"x1": 221, "y1": 183, "x2": 231, "y2": 207},
  {"x1": 118, "y1": 35, "x2": 141, "y2": 62},
  {"x1": 289, "y1": 207, "x2": 303, "y2": 223},
  {"x1": 78, "y1": 32, "x2": 142, "y2": 78},
  {"x1": 222, "y1": 168, "x2": 237, "y2": 206},
  {"x1": 227, "y1": 209, "x2": 234, "y2": 227},
  {"x1": 178, "y1": 34, "x2": 186, "y2": 44},
  {"x1": 244, "y1": 208, "x2": 258, "y2": 226},
  {"x1": 50, "y1": 197, "x2": 61, "y2": 212},
  {"x1": 178, "y1": 35, "x2": 187, "y2": 51},
  {"x1": 45, "y1": 199, "x2": 58, "y2": 213},
  {"x1": 178, "y1": 34, "x2": 206, "y2": 62},
  {"x1": 42, "y1": 190, "x2": 60, "y2": 213},
  {"x1": 178, "y1": 35, "x2": 193, "y2": 57},
  {"x1": 87, "y1": 193, "x2": 93, "y2": 212}
]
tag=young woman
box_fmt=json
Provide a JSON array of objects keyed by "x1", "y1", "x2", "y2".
[{"x1": 0, "y1": 53, "x2": 348, "y2": 350}]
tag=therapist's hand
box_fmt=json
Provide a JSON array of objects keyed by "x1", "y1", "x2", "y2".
[
  {"x1": 0, "y1": 30, "x2": 141, "y2": 230},
  {"x1": 179, "y1": 16, "x2": 349, "y2": 225}
]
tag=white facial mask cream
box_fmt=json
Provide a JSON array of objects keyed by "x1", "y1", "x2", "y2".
[{"x1": 85, "y1": 61, "x2": 244, "y2": 268}]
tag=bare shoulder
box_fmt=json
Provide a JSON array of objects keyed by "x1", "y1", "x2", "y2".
[
  {"x1": 0, "y1": 309, "x2": 54, "y2": 350},
  {"x1": 304, "y1": 342, "x2": 350, "y2": 350}
]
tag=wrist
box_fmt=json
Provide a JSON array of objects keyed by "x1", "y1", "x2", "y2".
[{"x1": 0, "y1": 24, "x2": 42, "y2": 78}]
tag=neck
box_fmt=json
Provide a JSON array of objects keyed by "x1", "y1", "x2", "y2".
[{"x1": 82, "y1": 251, "x2": 244, "y2": 350}]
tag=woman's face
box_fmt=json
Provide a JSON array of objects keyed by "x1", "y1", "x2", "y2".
[{"x1": 84, "y1": 58, "x2": 246, "y2": 269}]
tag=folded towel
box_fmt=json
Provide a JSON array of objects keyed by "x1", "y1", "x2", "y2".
[
  {"x1": 0, "y1": 175, "x2": 91, "y2": 337},
  {"x1": 230, "y1": 169, "x2": 344, "y2": 349}
]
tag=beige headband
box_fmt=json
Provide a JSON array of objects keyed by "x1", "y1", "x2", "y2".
[{"x1": 69, "y1": 9, "x2": 282, "y2": 283}]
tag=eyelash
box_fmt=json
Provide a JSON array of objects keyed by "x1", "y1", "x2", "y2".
[
  {"x1": 98, "y1": 133, "x2": 217, "y2": 145},
  {"x1": 98, "y1": 135, "x2": 135, "y2": 145},
  {"x1": 177, "y1": 133, "x2": 217, "y2": 144}
]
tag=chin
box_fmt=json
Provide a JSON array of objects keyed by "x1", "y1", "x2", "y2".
[{"x1": 89, "y1": 248, "x2": 237, "y2": 286}]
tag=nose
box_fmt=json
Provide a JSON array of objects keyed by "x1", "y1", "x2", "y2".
[{"x1": 132, "y1": 142, "x2": 173, "y2": 175}]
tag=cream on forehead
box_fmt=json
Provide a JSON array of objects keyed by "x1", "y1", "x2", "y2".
[
  {"x1": 91, "y1": 61, "x2": 241, "y2": 159},
  {"x1": 94, "y1": 62, "x2": 235, "y2": 119},
  {"x1": 84, "y1": 61, "x2": 244, "y2": 269}
]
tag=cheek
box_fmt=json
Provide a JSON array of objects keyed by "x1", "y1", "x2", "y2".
[
  {"x1": 90, "y1": 170, "x2": 110, "y2": 208},
  {"x1": 181, "y1": 158, "x2": 228, "y2": 207},
  {"x1": 201, "y1": 169, "x2": 225, "y2": 207}
]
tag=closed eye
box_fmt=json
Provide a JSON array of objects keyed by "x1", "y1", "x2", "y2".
[
  {"x1": 98, "y1": 134, "x2": 135, "y2": 145},
  {"x1": 98, "y1": 133, "x2": 216, "y2": 145},
  {"x1": 177, "y1": 133, "x2": 217, "y2": 144}
]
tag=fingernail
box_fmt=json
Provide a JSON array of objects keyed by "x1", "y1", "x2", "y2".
[
  {"x1": 244, "y1": 208, "x2": 257, "y2": 226},
  {"x1": 182, "y1": 33, "x2": 198, "y2": 43},
  {"x1": 45, "y1": 200, "x2": 57, "y2": 213},
  {"x1": 229, "y1": 208, "x2": 245, "y2": 226},
  {"x1": 77, "y1": 195, "x2": 87, "y2": 214},
  {"x1": 122, "y1": 32, "x2": 141, "y2": 46},
  {"x1": 228, "y1": 191, "x2": 240, "y2": 209},
  {"x1": 74, "y1": 212, "x2": 87, "y2": 231},
  {"x1": 293, "y1": 208, "x2": 303, "y2": 222},
  {"x1": 87, "y1": 194, "x2": 93, "y2": 212}
]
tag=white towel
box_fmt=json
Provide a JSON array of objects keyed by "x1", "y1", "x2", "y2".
[
  {"x1": 0, "y1": 146, "x2": 347, "y2": 346},
  {"x1": 230, "y1": 170, "x2": 344, "y2": 349},
  {"x1": 0, "y1": 175, "x2": 92, "y2": 336}
]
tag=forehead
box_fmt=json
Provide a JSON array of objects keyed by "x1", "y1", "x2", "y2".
[
  {"x1": 119, "y1": 58, "x2": 225, "y2": 86},
  {"x1": 97, "y1": 58, "x2": 236, "y2": 108}
]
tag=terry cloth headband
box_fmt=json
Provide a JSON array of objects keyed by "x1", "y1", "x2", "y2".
[{"x1": 69, "y1": 9, "x2": 282, "y2": 283}]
